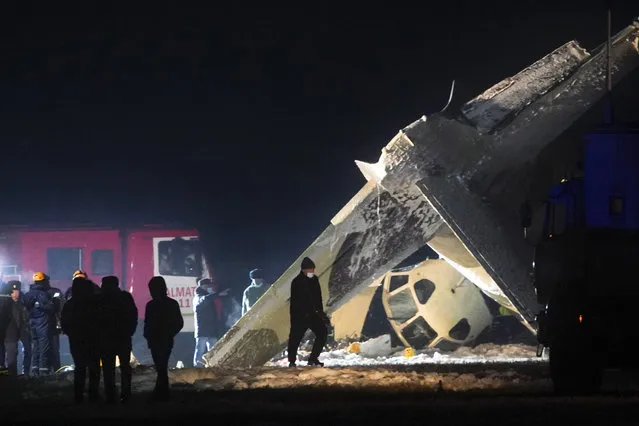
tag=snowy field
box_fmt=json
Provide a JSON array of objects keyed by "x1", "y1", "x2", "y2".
[
  {"x1": 6, "y1": 343, "x2": 639, "y2": 425},
  {"x1": 13, "y1": 343, "x2": 549, "y2": 400},
  {"x1": 268, "y1": 340, "x2": 546, "y2": 367}
]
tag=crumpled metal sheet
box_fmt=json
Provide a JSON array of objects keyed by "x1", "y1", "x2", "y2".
[
  {"x1": 204, "y1": 19, "x2": 639, "y2": 368},
  {"x1": 204, "y1": 182, "x2": 443, "y2": 368}
]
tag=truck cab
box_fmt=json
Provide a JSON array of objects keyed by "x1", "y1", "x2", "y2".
[{"x1": 523, "y1": 126, "x2": 639, "y2": 393}]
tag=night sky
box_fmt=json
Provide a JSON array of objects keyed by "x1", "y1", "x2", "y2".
[{"x1": 0, "y1": 2, "x2": 637, "y2": 291}]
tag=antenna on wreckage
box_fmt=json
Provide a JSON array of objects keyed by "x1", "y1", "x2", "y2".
[
  {"x1": 439, "y1": 80, "x2": 456, "y2": 113},
  {"x1": 603, "y1": 2, "x2": 614, "y2": 126}
]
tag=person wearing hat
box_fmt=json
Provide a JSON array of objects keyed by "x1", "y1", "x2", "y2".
[
  {"x1": 3, "y1": 281, "x2": 31, "y2": 376},
  {"x1": 241, "y1": 268, "x2": 270, "y2": 316},
  {"x1": 0, "y1": 280, "x2": 13, "y2": 372},
  {"x1": 65, "y1": 270, "x2": 100, "y2": 300},
  {"x1": 287, "y1": 257, "x2": 329, "y2": 367},
  {"x1": 192, "y1": 278, "x2": 219, "y2": 367},
  {"x1": 144, "y1": 276, "x2": 184, "y2": 401},
  {"x1": 23, "y1": 272, "x2": 57, "y2": 375}
]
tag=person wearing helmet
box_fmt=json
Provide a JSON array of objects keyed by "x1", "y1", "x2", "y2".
[
  {"x1": 62, "y1": 276, "x2": 101, "y2": 403},
  {"x1": 23, "y1": 272, "x2": 58, "y2": 375},
  {"x1": 73, "y1": 270, "x2": 87, "y2": 280},
  {"x1": 65, "y1": 270, "x2": 87, "y2": 300},
  {"x1": 66, "y1": 270, "x2": 100, "y2": 300}
]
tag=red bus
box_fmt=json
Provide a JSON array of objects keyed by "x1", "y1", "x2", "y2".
[{"x1": 0, "y1": 223, "x2": 211, "y2": 333}]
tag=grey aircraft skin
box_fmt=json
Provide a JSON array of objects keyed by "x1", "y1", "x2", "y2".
[{"x1": 203, "y1": 19, "x2": 639, "y2": 369}]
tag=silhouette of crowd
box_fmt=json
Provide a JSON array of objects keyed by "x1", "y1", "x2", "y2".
[{"x1": 0, "y1": 271, "x2": 183, "y2": 404}]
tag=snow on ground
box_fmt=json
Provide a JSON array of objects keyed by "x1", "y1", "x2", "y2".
[
  {"x1": 167, "y1": 342, "x2": 548, "y2": 393},
  {"x1": 268, "y1": 341, "x2": 545, "y2": 367},
  {"x1": 169, "y1": 363, "x2": 548, "y2": 394},
  {"x1": 16, "y1": 343, "x2": 549, "y2": 400}
]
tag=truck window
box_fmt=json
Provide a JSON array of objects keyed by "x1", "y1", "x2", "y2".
[
  {"x1": 157, "y1": 238, "x2": 202, "y2": 277},
  {"x1": 47, "y1": 248, "x2": 82, "y2": 281},
  {"x1": 91, "y1": 249, "x2": 114, "y2": 276}
]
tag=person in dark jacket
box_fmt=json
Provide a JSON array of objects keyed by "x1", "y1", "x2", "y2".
[
  {"x1": 287, "y1": 257, "x2": 329, "y2": 367},
  {"x1": 61, "y1": 277, "x2": 100, "y2": 404},
  {"x1": 47, "y1": 283, "x2": 65, "y2": 373},
  {"x1": 23, "y1": 272, "x2": 57, "y2": 375},
  {"x1": 3, "y1": 281, "x2": 31, "y2": 376},
  {"x1": 144, "y1": 276, "x2": 183, "y2": 401},
  {"x1": 3, "y1": 281, "x2": 32, "y2": 375},
  {"x1": 64, "y1": 270, "x2": 100, "y2": 300},
  {"x1": 0, "y1": 280, "x2": 13, "y2": 370},
  {"x1": 97, "y1": 276, "x2": 138, "y2": 404},
  {"x1": 211, "y1": 281, "x2": 241, "y2": 336},
  {"x1": 192, "y1": 278, "x2": 220, "y2": 367}
]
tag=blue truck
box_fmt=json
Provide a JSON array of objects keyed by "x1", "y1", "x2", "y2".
[{"x1": 522, "y1": 124, "x2": 639, "y2": 393}]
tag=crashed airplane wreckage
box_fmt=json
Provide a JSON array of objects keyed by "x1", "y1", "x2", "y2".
[{"x1": 205, "y1": 19, "x2": 639, "y2": 368}]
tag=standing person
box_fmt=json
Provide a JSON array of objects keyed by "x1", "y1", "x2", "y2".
[
  {"x1": 47, "y1": 283, "x2": 65, "y2": 373},
  {"x1": 97, "y1": 276, "x2": 138, "y2": 404},
  {"x1": 3, "y1": 281, "x2": 30, "y2": 376},
  {"x1": 144, "y1": 276, "x2": 183, "y2": 401},
  {"x1": 287, "y1": 257, "x2": 329, "y2": 367},
  {"x1": 211, "y1": 281, "x2": 241, "y2": 335},
  {"x1": 66, "y1": 270, "x2": 100, "y2": 300},
  {"x1": 61, "y1": 277, "x2": 100, "y2": 404},
  {"x1": 23, "y1": 272, "x2": 56, "y2": 376},
  {"x1": 192, "y1": 278, "x2": 220, "y2": 367},
  {"x1": 8, "y1": 281, "x2": 32, "y2": 375},
  {"x1": 242, "y1": 268, "x2": 269, "y2": 316},
  {"x1": 0, "y1": 280, "x2": 13, "y2": 371}
]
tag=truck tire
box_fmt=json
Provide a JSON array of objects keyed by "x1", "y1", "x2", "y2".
[{"x1": 549, "y1": 338, "x2": 602, "y2": 395}]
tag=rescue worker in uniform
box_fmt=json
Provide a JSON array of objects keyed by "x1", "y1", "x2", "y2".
[
  {"x1": 287, "y1": 257, "x2": 329, "y2": 367},
  {"x1": 97, "y1": 276, "x2": 138, "y2": 404},
  {"x1": 144, "y1": 276, "x2": 183, "y2": 401},
  {"x1": 242, "y1": 268, "x2": 270, "y2": 316},
  {"x1": 3, "y1": 281, "x2": 30, "y2": 376},
  {"x1": 23, "y1": 272, "x2": 57, "y2": 375},
  {"x1": 66, "y1": 270, "x2": 100, "y2": 299},
  {"x1": 61, "y1": 276, "x2": 100, "y2": 403}
]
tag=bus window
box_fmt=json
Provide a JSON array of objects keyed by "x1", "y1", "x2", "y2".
[
  {"x1": 158, "y1": 237, "x2": 202, "y2": 277},
  {"x1": 47, "y1": 248, "x2": 82, "y2": 280},
  {"x1": 91, "y1": 249, "x2": 114, "y2": 276}
]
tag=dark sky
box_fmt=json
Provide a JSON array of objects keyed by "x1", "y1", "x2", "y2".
[{"x1": 0, "y1": 2, "x2": 637, "y2": 288}]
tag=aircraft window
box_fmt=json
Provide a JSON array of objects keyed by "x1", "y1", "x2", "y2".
[
  {"x1": 158, "y1": 238, "x2": 202, "y2": 277},
  {"x1": 388, "y1": 275, "x2": 409, "y2": 292},
  {"x1": 47, "y1": 248, "x2": 82, "y2": 281},
  {"x1": 91, "y1": 249, "x2": 114, "y2": 276},
  {"x1": 414, "y1": 279, "x2": 436, "y2": 305}
]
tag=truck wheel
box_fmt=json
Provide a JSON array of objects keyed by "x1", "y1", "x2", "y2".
[{"x1": 549, "y1": 341, "x2": 602, "y2": 395}]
